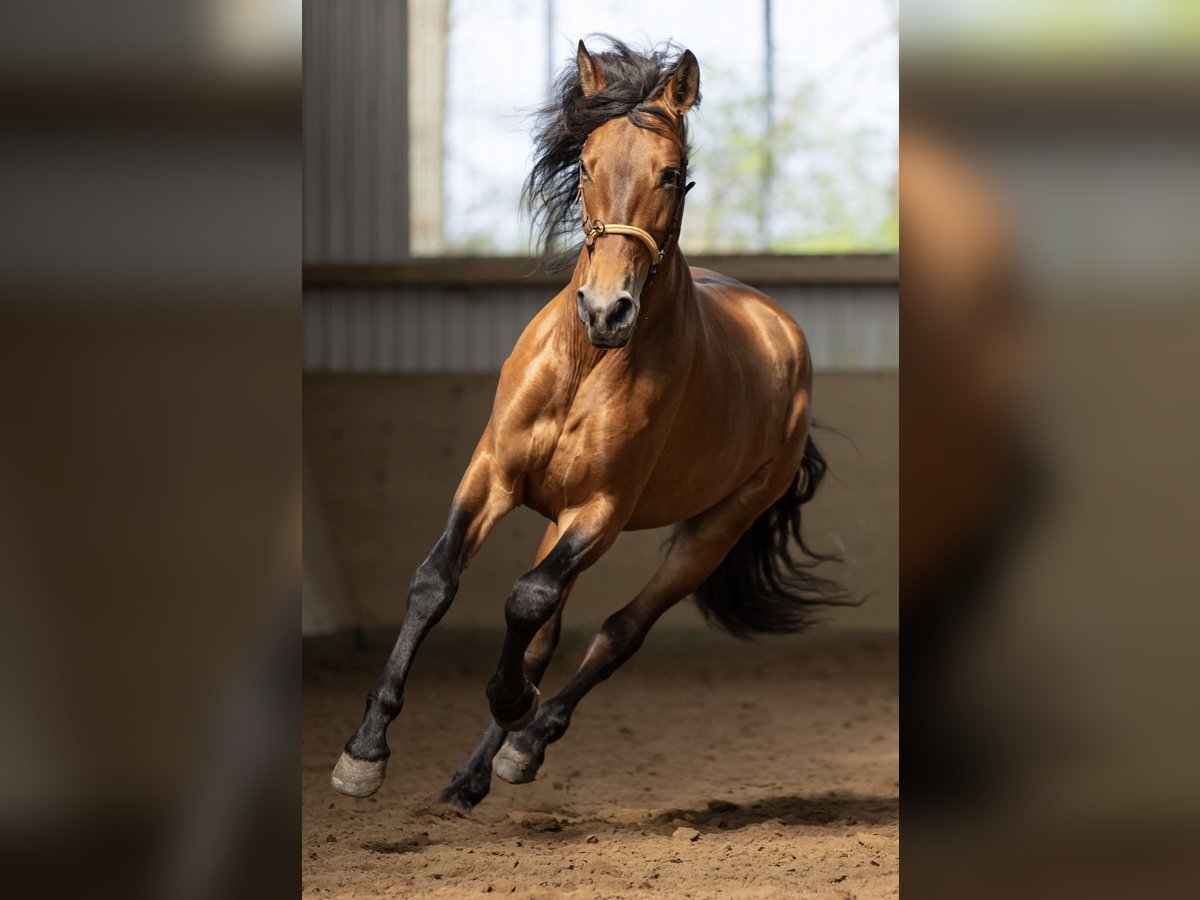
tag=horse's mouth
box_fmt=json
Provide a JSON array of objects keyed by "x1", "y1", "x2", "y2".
[{"x1": 587, "y1": 331, "x2": 632, "y2": 350}]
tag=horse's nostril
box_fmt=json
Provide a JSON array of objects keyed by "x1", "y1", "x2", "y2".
[
  {"x1": 576, "y1": 289, "x2": 586, "y2": 305},
  {"x1": 608, "y1": 296, "x2": 634, "y2": 329}
]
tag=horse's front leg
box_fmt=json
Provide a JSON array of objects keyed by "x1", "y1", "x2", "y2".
[
  {"x1": 486, "y1": 498, "x2": 623, "y2": 730},
  {"x1": 331, "y1": 455, "x2": 514, "y2": 797},
  {"x1": 439, "y1": 522, "x2": 575, "y2": 809}
]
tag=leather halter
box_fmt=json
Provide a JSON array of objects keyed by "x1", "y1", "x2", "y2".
[{"x1": 578, "y1": 167, "x2": 696, "y2": 281}]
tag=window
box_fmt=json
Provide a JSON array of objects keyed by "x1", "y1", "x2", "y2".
[{"x1": 410, "y1": 0, "x2": 898, "y2": 257}]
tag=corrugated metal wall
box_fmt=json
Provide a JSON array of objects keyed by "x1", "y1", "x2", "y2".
[
  {"x1": 303, "y1": 284, "x2": 898, "y2": 372},
  {"x1": 303, "y1": 0, "x2": 409, "y2": 263}
]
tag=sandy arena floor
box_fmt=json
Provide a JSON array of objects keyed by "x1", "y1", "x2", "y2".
[{"x1": 303, "y1": 630, "x2": 898, "y2": 898}]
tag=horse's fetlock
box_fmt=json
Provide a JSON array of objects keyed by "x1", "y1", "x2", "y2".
[
  {"x1": 368, "y1": 689, "x2": 403, "y2": 719},
  {"x1": 539, "y1": 704, "x2": 571, "y2": 741}
]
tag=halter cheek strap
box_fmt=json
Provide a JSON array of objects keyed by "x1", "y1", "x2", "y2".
[{"x1": 578, "y1": 176, "x2": 696, "y2": 280}]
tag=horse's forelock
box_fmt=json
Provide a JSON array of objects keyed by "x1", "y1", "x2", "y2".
[{"x1": 523, "y1": 36, "x2": 695, "y2": 271}]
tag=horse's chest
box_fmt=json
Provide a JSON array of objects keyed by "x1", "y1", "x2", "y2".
[{"x1": 520, "y1": 394, "x2": 655, "y2": 517}]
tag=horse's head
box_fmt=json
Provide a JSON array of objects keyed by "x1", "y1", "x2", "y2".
[{"x1": 573, "y1": 41, "x2": 699, "y2": 348}]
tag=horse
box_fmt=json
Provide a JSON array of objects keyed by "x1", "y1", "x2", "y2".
[{"x1": 332, "y1": 38, "x2": 846, "y2": 808}]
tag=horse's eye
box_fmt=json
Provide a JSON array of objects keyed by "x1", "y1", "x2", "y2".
[
  {"x1": 661, "y1": 169, "x2": 680, "y2": 187},
  {"x1": 579, "y1": 162, "x2": 590, "y2": 181}
]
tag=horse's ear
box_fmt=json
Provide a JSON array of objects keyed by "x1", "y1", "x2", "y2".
[
  {"x1": 576, "y1": 41, "x2": 606, "y2": 98},
  {"x1": 664, "y1": 49, "x2": 700, "y2": 115}
]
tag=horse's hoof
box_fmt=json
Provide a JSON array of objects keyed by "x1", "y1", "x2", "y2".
[
  {"x1": 438, "y1": 773, "x2": 490, "y2": 810},
  {"x1": 493, "y1": 684, "x2": 540, "y2": 732},
  {"x1": 492, "y1": 743, "x2": 540, "y2": 785},
  {"x1": 331, "y1": 751, "x2": 386, "y2": 798}
]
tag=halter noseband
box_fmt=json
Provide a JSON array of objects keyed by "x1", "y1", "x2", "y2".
[
  {"x1": 578, "y1": 168, "x2": 696, "y2": 281},
  {"x1": 583, "y1": 221, "x2": 664, "y2": 266}
]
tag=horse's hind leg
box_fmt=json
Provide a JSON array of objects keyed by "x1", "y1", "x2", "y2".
[
  {"x1": 439, "y1": 524, "x2": 574, "y2": 809},
  {"x1": 493, "y1": 451, "x2": 803, "y2": 785}
]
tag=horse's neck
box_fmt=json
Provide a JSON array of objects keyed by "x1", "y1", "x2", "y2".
[{"x1": 644, "y1": 251, "x2": 696, "y2": 327}]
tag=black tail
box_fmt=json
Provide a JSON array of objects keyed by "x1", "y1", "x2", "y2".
[{"x1": 691, "y1": 437, "x2": 850, "y2": 638}]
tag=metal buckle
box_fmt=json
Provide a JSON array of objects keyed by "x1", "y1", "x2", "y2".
[{"x1": 585, "y1": 220, "x2": 605, "y2": 248}]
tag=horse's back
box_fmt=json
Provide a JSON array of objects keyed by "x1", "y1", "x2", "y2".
[{"x1": 689, "y1": 266, "x2": 744, "y2": 289}]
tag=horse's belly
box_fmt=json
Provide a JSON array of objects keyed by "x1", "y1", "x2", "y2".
[
  {"x1": 623, "y1": 447, "x2": 764, "y2": 529},
  {"x1": 624, "y1": 482, "x2": 734, "y2": 529},
  {"x1": 626, "y1": 388, "x2": 796, "y2": 528}
]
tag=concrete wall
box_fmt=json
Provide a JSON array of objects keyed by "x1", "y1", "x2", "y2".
[{"x1": 303, "y1": 370, "x2": 897, "y2": 635}]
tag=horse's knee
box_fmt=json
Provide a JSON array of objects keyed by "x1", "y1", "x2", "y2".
[{"x1": 505, "y1": 571, "x2": 561, "y2": 634}]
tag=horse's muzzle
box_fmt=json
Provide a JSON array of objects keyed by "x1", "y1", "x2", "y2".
[{"x1": 577, "y1": 288, "x2": 638, "y2": 348}]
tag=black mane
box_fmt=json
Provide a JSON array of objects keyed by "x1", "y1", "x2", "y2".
[{"x1": 524, "y1": 36, "x2": 700, "y2": 270}]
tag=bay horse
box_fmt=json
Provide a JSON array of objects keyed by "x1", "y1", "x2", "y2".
[{"x1": 332, "y1": 38, "x2": 845, "y2": 807}]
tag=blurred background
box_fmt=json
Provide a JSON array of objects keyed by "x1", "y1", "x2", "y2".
[
  {"x1": 9, "y1": 0, "x2": 1198, "y2": 896},
  {"x1": 301, "y1": 0, "x2": 900, "y2": 641},
  {"x1": 0, "y1": 1, "x2": 299, "y2": 897},
  {"x1": 903, "y1": 1, "x2": 1200, "y2": 897}
]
